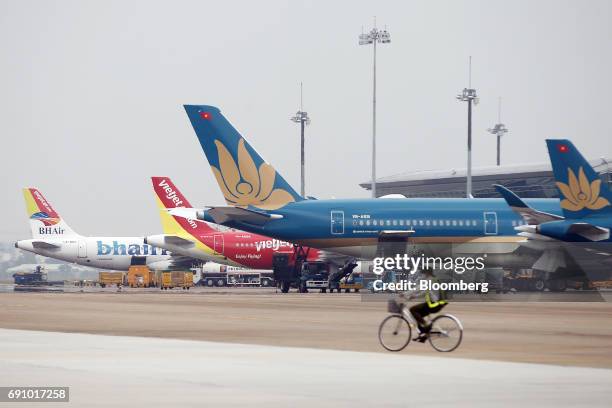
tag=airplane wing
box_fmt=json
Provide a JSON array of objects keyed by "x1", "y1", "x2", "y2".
[
  {"x1": 162, "y1": 235, "x2": 196, "y2": 247},
  {"x1": 167, "y1": 206, "x2": 281, "y2": 227},
  {"x1": 494, "y1": 184, "x2": 563, "y2": 225},
  {"x1": 376, "y1": 229, "x2": 416, "y2": 259},
  {"x1": 31, "y1": 241, "x2": 60, "y2": 249},
  {"x1": 207, "y1": 206, "x2": 282, "y2": 226},
  {"x1": 379, "y1": 230, "x2": 415, "y2": 240},
  {"x1": 567, "y1": 223, "x2": 610, "y2": 242}
]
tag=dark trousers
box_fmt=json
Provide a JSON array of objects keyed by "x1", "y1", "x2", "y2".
[{"x1": 410, "y1": 302, "x2": 446, "y2": 332}]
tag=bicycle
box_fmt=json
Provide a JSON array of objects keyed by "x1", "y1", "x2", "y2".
[{"x1": 378, "y1": 299, "x2": 463, "y2": 352}]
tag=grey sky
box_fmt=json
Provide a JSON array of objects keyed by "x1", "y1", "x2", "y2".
[{"x1": 1, "y1": 0, "x2": 611, "y2": 240}]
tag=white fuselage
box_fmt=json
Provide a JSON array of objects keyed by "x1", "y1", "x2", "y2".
[{"x1": 16, "y1": 236, "x2": 174, "y2": 271}]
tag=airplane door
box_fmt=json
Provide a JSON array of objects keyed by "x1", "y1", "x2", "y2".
[
  {"x1": 78, "y1": 241, "x2": 87, "y2": 258},
  {"x1": 214, "y1": 234, "x2": 224, "y2": 254},
  {"x1": 483, "y1": 212, "x2": 498, "y2": 235},
  {"x1": 330, "y1": 211, "x2": 344, "y2": 235}
]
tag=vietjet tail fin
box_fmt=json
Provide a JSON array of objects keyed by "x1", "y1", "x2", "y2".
[
  {"x1": 546, "y1": 139, "x2": 612, "y2": 219},
  {"x1": 23, "y1": 188, "x2": 78, "y2": 238},
  {"x1": 183, "y1": 105, "x2": 303, "y2": 210},
  {"x1": 151, "y1": 176, "x2": 216, "y2": 236}
]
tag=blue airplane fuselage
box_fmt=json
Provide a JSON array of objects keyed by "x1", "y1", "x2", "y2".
[{"x1": 203, "y1": 197, "x2": 562, "y2": 257}]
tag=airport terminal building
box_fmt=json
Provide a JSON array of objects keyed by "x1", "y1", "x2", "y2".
[{"x1": 360, "y1": 158, "x2": 612, "y2": 198}]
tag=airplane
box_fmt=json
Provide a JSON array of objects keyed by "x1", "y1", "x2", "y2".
[
  {"x1": 495, "y1": 139, "x2": 612, "y2": 285},
  {"x1": 145, "y1": 176, "x2": 321, "y2": 269},
  {"x1": 15, "y1": 188, "x2": 197, "y2": 271},
  {"x1": 170, "y1": 104, "x2": 563, "y2": 269}
]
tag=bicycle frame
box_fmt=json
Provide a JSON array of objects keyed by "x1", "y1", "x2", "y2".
[{"x1": 399, "y1": 305, "x2": 464, "y2": 336}]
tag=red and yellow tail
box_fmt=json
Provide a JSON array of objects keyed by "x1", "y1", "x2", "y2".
[
  {"x1": 23, "y1": 188, "x2": 77, "y2": 238},
  {"x1": 151, "y1": 177, "x2": 216, "y2": 237}
]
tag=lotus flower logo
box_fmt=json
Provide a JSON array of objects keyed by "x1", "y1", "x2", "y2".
[
  {"x1": 30, "y1": 211, "x2": 60, "y2": 226},
  {"x1": 556, "y1": 167, "x2": 611, "y2": 212},
  {"x1": 211, "y1": 138, "x2": 295, "y2": 210}
]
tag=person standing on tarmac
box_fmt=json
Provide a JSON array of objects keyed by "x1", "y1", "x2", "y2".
[{"x1": 399, "y1": 268, "x2": 448, "y2": 342}]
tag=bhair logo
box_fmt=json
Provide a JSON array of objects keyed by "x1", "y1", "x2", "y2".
[
  {"x1": 30, "y1": 212, "x2": 60, "y2": 226},
  {"x1": 38, "y1": 226, "x2": 65, "y2": 235},
  {"x1": 97, "y1": 241, "x2": 169, "y2": 256}
]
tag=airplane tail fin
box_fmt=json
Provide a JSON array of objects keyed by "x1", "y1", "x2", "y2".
[
  {"x1": 546, "y1": 139, "x2": 612, "y2": 218},
  {"x1": 183, "y1": 105, "x2": 303, "y2": 210},
  {"x1": 151, "y1": 176, "x2": 216, "y2": 236},
  {"x1": 23, "y1": 188, "x2": 78, "y2": 238}
]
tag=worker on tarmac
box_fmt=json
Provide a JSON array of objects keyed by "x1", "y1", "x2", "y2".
[{"x1": 399, "y1": 268, "x2": 448, "y2": 342}]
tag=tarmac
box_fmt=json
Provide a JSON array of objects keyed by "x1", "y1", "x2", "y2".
[
  {"x1": 1, "y1": 289, "x2": 612, "y2": 406},
  {"x1": 1, "y1": 328, "x2": 612, "y2": 407}
]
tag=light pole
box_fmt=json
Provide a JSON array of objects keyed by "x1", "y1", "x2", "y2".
[
  {"x1": 487, "y1": 97, "x2": 508, "y2": 166},
  {"x1": 456, "y1": 56, "x2": 478, "y2": 198},
  {"x1": 291, "y1": 82, "x2": 310, "y2": 197},
  {"x1": 359, "y1": 20, "x2": 391, "y2": 198}
]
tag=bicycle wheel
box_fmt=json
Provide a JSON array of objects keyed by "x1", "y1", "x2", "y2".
[
  {"x1": 428, "y1": 314, "x2": 463, "y2": 352},
  {"x1": 378, "y1": 314, "x2": 412, "y2": 352}
]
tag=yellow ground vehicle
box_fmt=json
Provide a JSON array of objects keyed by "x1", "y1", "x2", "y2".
[
  {"x1": 160, "y1": 271, "x2": 194, "y2": 290},
  {"x1": 127, "y1": 266, "x2": 154, "y2": 287},
  {"x1": 98, "y1": 272, "x2": 125, "y2": 288}
]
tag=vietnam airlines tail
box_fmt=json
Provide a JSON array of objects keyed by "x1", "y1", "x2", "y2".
[
  {"x1": 496, "y1": 139, "x2": 611, "y2": 242},
  {"x1": 183, "y1": 105, "x2": 304, "y2": 210},
  {"x1": 547, "y1": 139, "x2": 612, "y2": 219},
  {"x1": 23, "y1": 188, "x2": 79, "y2": 239}
]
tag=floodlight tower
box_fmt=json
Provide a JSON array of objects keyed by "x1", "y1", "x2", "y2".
[
  {"x1": 487, "y1": 97, "x2": 508, "y2": 166},
  {"x1": 359, "y1": 18, "x2": 391, "y2": 198},
  {"x1": 291, "y1": 82, "x2": 310, "y2": 197},
  {"x1": 456, "y1": 56, "x2": 479, "y2": 198}
]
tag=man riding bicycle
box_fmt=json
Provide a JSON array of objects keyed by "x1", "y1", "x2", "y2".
[{"x1": 399, "y1": 268, "x2": 448, "y2": 342}]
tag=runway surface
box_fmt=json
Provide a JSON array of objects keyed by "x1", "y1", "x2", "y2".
[
  {"x1": 1, "y1": 290, "x2": 612, "y2": 368},
  {"x1": 2, "y1": 328, "x2": 612, "y2": 407}
]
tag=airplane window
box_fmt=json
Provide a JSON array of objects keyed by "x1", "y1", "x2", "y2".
[
  {"x1": 426, "y1": 220, "x2": 430, "y2": 226},
  {"x1": 372, "y1": 220, "x2": 377, "y2": 226},
  {"x1": 472, "y1": 220, "x2": 477, "y2": 226},
  {"x1": 386, "y1": 220, "x2": 391, "y2": 226},
  {"x1": 452, "y1": 220, "x2": 457, "y2": 226},
  {"x1": 511, "y1": 220, "x2": 516, "y2": 226},
  {"x1": 433, "y1": 220, "x2": 437, "y2": 226},
  {"x1": 392, "y1": 220, "x2": 397, "y2": 226},
  {"x1": 439, "y1": 220, "x2": 444, "y2": 226},
  {"x1": 459, "y1": 220, "x2": 464, "y2": 226},
  {"x1": 359, "y1": 220, "x2": 364, "y2": 226},
  {"x1": 464, "y1": 220, "x2": 469, "y2": 226},
  {"x1": 412, "y1": 220, "x2": 417, "y2": 225},
  {"x1": 366, "y1": 220, "x2": 371, "y2": 226},
  {"x1": 419, "y1": 220, "x2": 424, "y2": 226},
  {"x1": 399, "y1": 220, "x2": 404, "y2": 226},
  {"x1": 445, "y1": 220, "x2": 450, "y2": 226}
]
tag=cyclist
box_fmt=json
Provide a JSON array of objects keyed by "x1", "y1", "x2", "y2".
[{"x1": 400, "y1": 268, "x2": 447, "y2": 342}]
